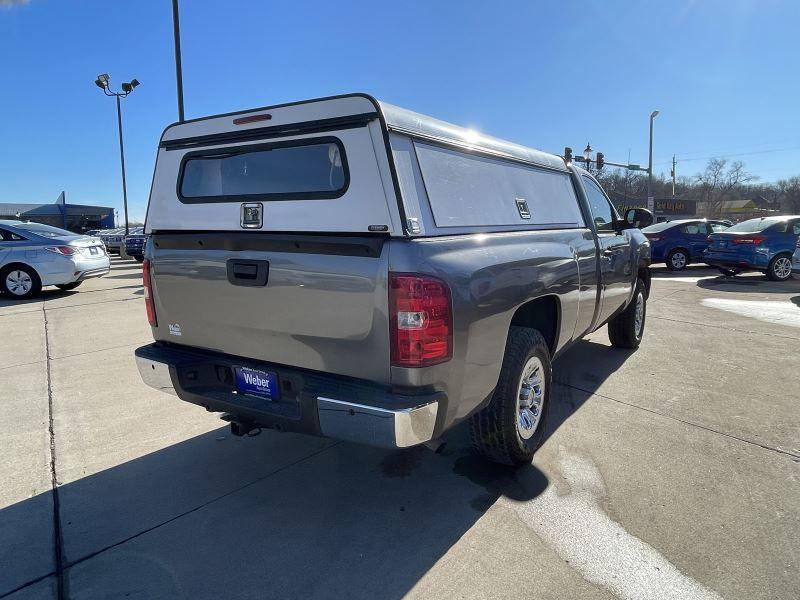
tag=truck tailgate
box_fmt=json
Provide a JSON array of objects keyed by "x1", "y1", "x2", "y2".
[{"x1": 148, "y1": 234, "x2": 391, "y2": 384}]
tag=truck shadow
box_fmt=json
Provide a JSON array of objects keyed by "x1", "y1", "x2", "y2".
[
  {"x1": 1, "y1": 341, "x2": 627, "y2": 599},
  {"x1": 2, "y1": 427, "x2": 549, "y2": 599},
  {"x1": 696, "y1": 276, "x2": 800, "y2": 293},
  {"x1": 549, "y1": 338, "x2": 632, "y2": 439}
]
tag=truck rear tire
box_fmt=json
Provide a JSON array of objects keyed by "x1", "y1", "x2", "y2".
[
  {"x1": 470, "y1": 326, "x2": 551, "y2": 466},
  {"x1": 608, "y1": 278, "x2": 646, "y2": 349}
]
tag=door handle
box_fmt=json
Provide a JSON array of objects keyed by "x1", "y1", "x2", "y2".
[
  {"x1": 226, "y1": 259, "x2": 269, "y2": 287},
  {"x1": 603, "y1": 244, "x2": 628, "y2": 256}
]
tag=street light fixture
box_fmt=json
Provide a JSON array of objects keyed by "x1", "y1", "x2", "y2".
[
  {"x1": 647, "y1": 110, "x2": 660, "y2": 213},
  {"x1": 94, "y1": 73, "x2": 140, "y2": 236},
  {"x1": 583, "y1": 142, "x2": 594, "y2": 164}
]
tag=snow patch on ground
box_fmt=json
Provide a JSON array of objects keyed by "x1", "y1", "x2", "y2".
[
  {"x1": 701, "y1": 297, "x2": 800, "y2": 328},
  {"x1": 501, "y1": 451, "x2": 722, "y2": 600}
]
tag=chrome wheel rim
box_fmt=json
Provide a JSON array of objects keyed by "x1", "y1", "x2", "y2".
[
  {"x1": 6, "y1": 270, "x2": 33, "y2": 296},
  {"x1": 773, "y1": 257, "x2": 791, "y2": 279},
  {"x1": 671, "y1": 252, "x2": 687, "y2": 269},
  {"x1": 516, "y1": 356, "x2": 545, "y2": 441},
  {"x1": 634, "y1": 291, "x2": 645, "y2": 339}
]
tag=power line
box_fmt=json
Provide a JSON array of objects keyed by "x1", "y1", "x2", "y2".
[{"x1": 654, "y1": 145, "x2": 800, "y2": 166}]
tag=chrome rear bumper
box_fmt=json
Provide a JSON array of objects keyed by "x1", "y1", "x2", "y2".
[
  {"x1": 134, "y1": 348, "x2": 439, "y2": 449},
  {"x1": 135, "y1": 355, "x2": 177, "y2": 396},
  {"x1": 317, "y1": 397, "x2": 438, "y2": 448}
]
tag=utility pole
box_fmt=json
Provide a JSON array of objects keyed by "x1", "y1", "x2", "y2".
[
  {"x1": 671, "y1": 155, "x2": 677, "y2": 198},
  {"x1": 647, "y1": 110, "x2": 659, "y2": 213},
  {"x1": 172, "y1": 0, "x2": 185, "y2": 122}
]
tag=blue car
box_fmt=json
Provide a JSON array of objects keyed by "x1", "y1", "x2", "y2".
[
  {"x1": 705, "y1": 215, "x2": 800, "y2": 281},
  {"x1": 124, "y1": 228, "x2": 147, "y2": 262},
  {"x1": 641, "y1": 219, "x2": 731, "y2": 270}
]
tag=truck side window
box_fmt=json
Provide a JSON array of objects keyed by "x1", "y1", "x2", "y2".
[{"x1": 582, "y1": 177, "x2": 615, "y2": 233}]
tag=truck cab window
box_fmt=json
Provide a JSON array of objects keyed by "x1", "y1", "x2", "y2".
[{"x1": 582, "y1": 177, "x2": 615, "y2": 233}]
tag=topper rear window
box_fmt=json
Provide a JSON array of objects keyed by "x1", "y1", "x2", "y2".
[{"x1": 177, "y1": 137, "x2": 348, "y2": 203}]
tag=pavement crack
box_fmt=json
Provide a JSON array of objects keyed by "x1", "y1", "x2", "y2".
[
  {"x1": 0, "y1": 572, "x2": 57, "y2": 599},
  {"x1": 554, "y1": 380, "x2": 800, "y2": 460},
  {"x1": 647, "y1": 289, "x2": 683, "y2": 304},
  {"x1": 43, "y1": 296, "x2": 143, "y2": 313},
  {"x1": 62, "y1": 441, "x2": 340, "y2": 572},
  {"x1": 43, "y1": 303, "x2": 67, "y2": 600},
  {"x1": 649, "y1": 314, "x2": 799, "y2": 340}
]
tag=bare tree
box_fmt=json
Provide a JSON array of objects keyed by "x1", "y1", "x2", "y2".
[
  {"x1": 694, "y1": 159, "x2": 756, "y2": 217},
  {"x1": 775, "y1": 176, "x2": 800, "y2": 213}
]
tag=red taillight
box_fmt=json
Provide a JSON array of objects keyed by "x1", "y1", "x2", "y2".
[
  {"x1": 389, "y1": 273, "x2": 452, "y2": 367},
  {"x1": 732, "y1": 236, "x2": 766, "y2": 245},
  {"x1": 645, "y1": 235, "x2": 663, "y2": 242},
  {"x1": 142, "y1": 259, "x2": 157, "y2": 327},
  {"x1": 46, "y1": 245, "x2": 77, "y2": 256}
]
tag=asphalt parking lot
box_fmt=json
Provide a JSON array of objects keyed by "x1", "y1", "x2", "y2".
[{"x1": 1, "y1": 257, "x2": 798, "y2": 600}]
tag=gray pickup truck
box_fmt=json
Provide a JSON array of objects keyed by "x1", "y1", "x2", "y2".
[{"x1": 135, "y1": 94, "x2": 650, "y2": 465}]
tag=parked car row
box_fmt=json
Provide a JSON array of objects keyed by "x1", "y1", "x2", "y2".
[
  {"x1": 642, "y1": 215, "x2": 800, "y2": 281},
  {"x1": 90, "y1": 227, "x2": 148, "y2": 261},
  {"x1": 97, "y1": 228, "x2": 127, "y2": 253}
]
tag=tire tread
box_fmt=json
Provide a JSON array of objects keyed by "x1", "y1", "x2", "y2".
[
  {"x1": 608, "y1": 278, "x2": 646, "y2": 349},
  {"x1": 470, "y1": 327, "x2": 550, "y2": 466}
]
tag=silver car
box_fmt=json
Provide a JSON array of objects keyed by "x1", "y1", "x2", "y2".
[
  {"x1": 793, "y1": 237, "x2": 800, "y2": 275},
  {"x1": 0, "y1": 220, "x2": 110, "y2": 298},
  {"x1": 100, "y1": 228, "x2": 126, "y2": 254}
]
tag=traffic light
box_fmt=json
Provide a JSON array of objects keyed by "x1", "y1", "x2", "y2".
[
  {"x1": 596, "y1": 152, "x2": 605, "y2": 170},
  {"x1": 564, "y1": 147, "x2": 573, "y2": 164}
]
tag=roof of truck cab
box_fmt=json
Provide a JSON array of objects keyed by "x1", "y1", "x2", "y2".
[{"x1": 159, "y1": 93, "x2": 567, "y2": 172}]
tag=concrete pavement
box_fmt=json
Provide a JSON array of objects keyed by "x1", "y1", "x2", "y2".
[{"x1": 0, "y1": 260, "x2": 798, "y2": 599}]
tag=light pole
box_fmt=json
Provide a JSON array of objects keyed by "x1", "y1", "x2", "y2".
[
  {"x1": 95, "y1": 74, "x2": 139, "y2": 236},
  {"x1": 172, "y1": 0, "x2": 185, "y2": 122},
  {"x1": 583, "y1": 142, "x2": 593, "y2": 170},
  {"x1": 647, "y1": 110, "x2": 659, "y2": 213}
]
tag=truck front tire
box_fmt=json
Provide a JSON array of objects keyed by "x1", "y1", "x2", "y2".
[
  {"x1": 608, "y1": 278, "x2": 647, "y2": 349},
  {"x1": 470, "y1": 326, "x2": 552, "y2": 466}
]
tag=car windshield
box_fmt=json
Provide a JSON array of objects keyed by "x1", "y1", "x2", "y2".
[
  {"x1": 641, "y1": 221, "x2": 677, "y2": 233},
  {"x1": 13, "y1": 222, "x2": 76, "y2": 238},
  {"x1": 725, "y1": 218, "x2": 783, "y2": 233}
]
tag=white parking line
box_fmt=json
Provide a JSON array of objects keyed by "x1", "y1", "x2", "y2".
[
  {"x1": 701, "y1": 298, "x2": 800, "y2": 328},
  {"x1": 501, "y1": 451, "x2": 722, "y2": 600}
]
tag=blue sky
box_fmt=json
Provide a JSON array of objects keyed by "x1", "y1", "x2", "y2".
[{"x1": 1, "y1": 0, "x2": 799, "y2": 222}]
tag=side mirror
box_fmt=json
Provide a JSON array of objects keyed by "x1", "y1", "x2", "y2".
[{"x1": 623, "y1": 208, "x2": 654, "y2": 229}]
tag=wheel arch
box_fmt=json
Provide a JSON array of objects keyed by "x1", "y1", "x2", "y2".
[
  {"x1": 668, "y1": 246, "x2": 690, "y2": 257},
  {"x1": 508, "y1": 294, "x2": 560, "y2": 355},
  {"x1": 0, "y1": 261, "x2": 42, "y2": 294},
  {"x1": 0, "y1": 261, "x2": 42, "y2": 280}
]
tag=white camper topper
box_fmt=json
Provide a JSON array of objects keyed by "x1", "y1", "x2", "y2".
[{"x1": 145, "y1": 93, "x2": 577, "y2": 236}]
